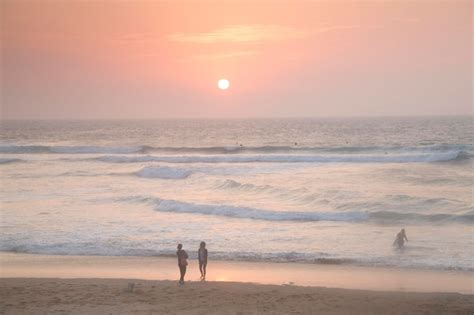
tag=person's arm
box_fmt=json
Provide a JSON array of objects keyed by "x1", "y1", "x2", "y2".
[
  {"x1": 184, "y1": 251, "x2": 189, "y2": 259},
  {"x1": 204, "y1": 249, "x2": 208, "y2": 260},
  {"x1": 404, "y1": 235, "x2": 408, "y2": 241}
]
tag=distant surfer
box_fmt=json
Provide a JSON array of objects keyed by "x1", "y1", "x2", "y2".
[{"x1": 393, "y1": 228, "x2": 408, "y2": 249}]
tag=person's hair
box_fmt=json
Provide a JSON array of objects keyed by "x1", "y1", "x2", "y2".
[
  {"x1": 177, "y1": 243, "x2": 182, "y2": 250},
  {"x1": 200, "y1": 241, "x2": 206, "y2": 247}
]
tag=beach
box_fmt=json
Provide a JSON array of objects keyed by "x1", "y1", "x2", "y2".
[
  {"x1": 3, "y1": 0, "x2": 472, "y2": 312},
  {"x1": 1, "y1": 253, "x2": 473, "y2": 314},
  {"x1": 1, "y1": 118, "x2": 473, "y2": 313},
  {"x1": 2, "y1": 278, "x2": 473, "y2": 315}
]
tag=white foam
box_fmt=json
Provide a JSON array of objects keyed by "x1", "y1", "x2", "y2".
[{"x1": 135, "y1": 166, "x2": 192, "y2": 179}]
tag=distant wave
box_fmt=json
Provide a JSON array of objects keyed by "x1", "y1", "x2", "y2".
[
  {"x1": 1, "y1": 144, "x2": 472, "y2": 155},
  {"x1": 135, "y1": 166, "x2": 192, "y2": 179},
  {"x1": 122, "y1": 195, "x2": 474, "y2": 224},
  {"x1": 0, "y1": 158, "x2": 24, "y2": 164},
  {"x1": 0, "y1": 145, "x2": 146, "y2": 154},
  {"x1": 97, "y1": 151, "x2": 463, "y2": 164}
]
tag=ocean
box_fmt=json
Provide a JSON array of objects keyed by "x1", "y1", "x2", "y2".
[{"x1": 1, "y1": 117, "x2": 473, "y2": 271}]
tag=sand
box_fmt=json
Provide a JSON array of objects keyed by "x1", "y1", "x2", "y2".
[
  {"x1": 2, "y1": 253, "x2": 473, "y2": 293},
  {"x1": 1, "y1": 278, "x2": 473, "y2": 314},
  {"x1": 1, "y1": 253, "x2": 473, "y2": 314}
]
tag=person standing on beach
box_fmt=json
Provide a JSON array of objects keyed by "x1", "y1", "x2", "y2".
[
  {"x1": 177, "y1": 244, "x2": 188, "y2": 284},
  {"x1": 198, "y1": 241, "x2": 208, "y2": 281},
  {"x1": 393, "y1": 228, "x2": 408, "y2": 249}
]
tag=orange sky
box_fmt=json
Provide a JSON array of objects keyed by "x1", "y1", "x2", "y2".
[{"x1": 1, "y1": 1, "x2": 472, "y2": 119}]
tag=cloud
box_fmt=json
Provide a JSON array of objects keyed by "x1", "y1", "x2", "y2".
[
  {"x1": 167, "y1": 25, "x2": 311, "y2": 44},
  {"x1": 167, "y1": 24, "x2": 371, "y2": 44},
  {"x1": 178, "y1": 50, "x2": 261, "y2": 62}
]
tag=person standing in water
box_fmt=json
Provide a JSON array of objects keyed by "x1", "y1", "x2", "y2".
[
  {"x1": 198, "y1": 241, "x2": 208, "y2": 281},
  {"x1": 176, "y1": 244, "x2": 188, "y2": 284},
  {"x1": 393, "y1": 228, "x2": 408, "y2": 249}
]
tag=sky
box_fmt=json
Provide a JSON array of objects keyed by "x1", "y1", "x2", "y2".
[{"x1": 1, "y1": 0, "x2": 472, "y2": 119}]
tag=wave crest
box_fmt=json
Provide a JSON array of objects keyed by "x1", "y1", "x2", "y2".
[
  {"x1": 135, "y1": 166, "x2": 192, "y2": 179},
  {"x1": 121, "y1": 196, "x2": 474, "y2": 223}
]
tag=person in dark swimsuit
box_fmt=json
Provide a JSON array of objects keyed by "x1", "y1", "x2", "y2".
[
  {"x1": 198, "y1": 241, "x2": 208, "y2": 280},
  {"x1": 393, "y1": 228, "x2": 408, "y2": 249},
  {"x1": 177, "y1": 244, "x2": 188, "y2": 284}
]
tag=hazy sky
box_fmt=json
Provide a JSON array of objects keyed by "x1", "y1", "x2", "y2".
[{"x1": 1, "y1": 1, "x2": 472, "y2": 119}]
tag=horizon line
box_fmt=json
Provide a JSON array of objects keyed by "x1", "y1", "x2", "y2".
[{"x1": 1, "y1": 114, "x2": 472, "y2": 121}]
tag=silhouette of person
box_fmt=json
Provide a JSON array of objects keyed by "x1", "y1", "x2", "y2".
[
  {"x1": 393, "y1": 228, "x2": 408, "y2": 249},
  {"x1": 198, "y1": 241, "x2": 208, "y2": 280},
  {"x1": 177, "y1": 244, "x2": 188, "y2": 284}
]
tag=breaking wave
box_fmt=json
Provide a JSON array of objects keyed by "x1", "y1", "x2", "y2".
[
  {"x1": 121, "y1": 196, "x2": 474, "y2": 224},
  {"x1": 135, "y1": 166, "x2": 192, "y2": 179}
]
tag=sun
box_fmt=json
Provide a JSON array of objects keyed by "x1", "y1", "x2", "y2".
[{"x1": 217, "y1": 79, "x2": 230, "y2": 90}]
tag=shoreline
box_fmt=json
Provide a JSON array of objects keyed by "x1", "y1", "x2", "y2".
[{"x1": 1, "y1": 252, "x2": 472, "y2": 294}]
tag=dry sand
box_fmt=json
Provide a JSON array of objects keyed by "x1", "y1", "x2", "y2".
[{"x1": 1, "y1": 278, "x2": 473, "y2": 314}]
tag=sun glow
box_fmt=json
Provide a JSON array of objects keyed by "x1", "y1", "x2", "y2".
[{"x1": 218, "y1": 79, "x2": 230, "y2": 90}]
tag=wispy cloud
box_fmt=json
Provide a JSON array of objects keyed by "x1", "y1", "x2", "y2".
[
  {"x1": 179, "y1": 50, "x2": 261, "y2": 63},
  {"x1": 168, "y1": 25, "x2": 311, "y2": 44}
]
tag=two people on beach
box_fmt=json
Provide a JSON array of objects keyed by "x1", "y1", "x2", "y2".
[
  {"x1": 176, "y1": 241, "x2": 208, "y2": 284},
  {"x1": 393, "y1": 228, "x2": 408, "y2": 249}
]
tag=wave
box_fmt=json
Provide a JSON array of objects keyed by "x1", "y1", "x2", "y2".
[
  {"x1": 0, "y1": 243, "x2": 474, "y2": 271},
  {"x1": 217, "y1": 179, "x2": 276, "y2": 193},
  {"x1": 0, "y1": 246, "x2": 470, "y2": 271},
  {"x1": 121, "y1": 196, "x2": 474, "y2": 224},
  {"x1": 135, "y1": 166, "x2": 192, "y2": 179},
  {"x1": 1, "y1": 144, "x2": 472, "y2": 155},
  {"x1": 0, "y1": 145, "x2": 146, "y2": 154},
  {"x1": 0, "y1": 158, "x2": 24, "y2": 164},
  {"x1": 97, "y1": 151, "x2": 463, "y2": 164}
]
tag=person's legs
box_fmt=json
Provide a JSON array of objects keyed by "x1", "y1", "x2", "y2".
[
  {"x1": 202, "y1": 262, "x2": 207, "y2": 280},
  {"x1": 199, "y1": 261, "x2": 203, "y2": 279},
  {"x1": 179, "y1": 265, "x2": 185, "y2": 283}
]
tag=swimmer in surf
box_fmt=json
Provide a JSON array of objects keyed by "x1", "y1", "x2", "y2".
[{"x1": 393, "y1": 228, "x2": 408, "y2": 249}]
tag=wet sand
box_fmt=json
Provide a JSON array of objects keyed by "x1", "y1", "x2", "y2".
[
  {"x1": 0, "y1": 253, "x2": 473, "y2": 314},
  {"x1": 1, "y1": 253, "x2": 472, "y2": 293}
]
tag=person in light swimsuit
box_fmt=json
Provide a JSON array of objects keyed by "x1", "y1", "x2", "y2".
[
  {"x1": 198, "y1": 241, "x2": 208, "y2": 281},
  {"x1": 177, "y1": 244, "x2": 188, "y2": 284}
]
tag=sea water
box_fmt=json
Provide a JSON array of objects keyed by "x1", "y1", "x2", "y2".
[{"x1": 1, "y1": 117, "x2": 472, "y2": 271}]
